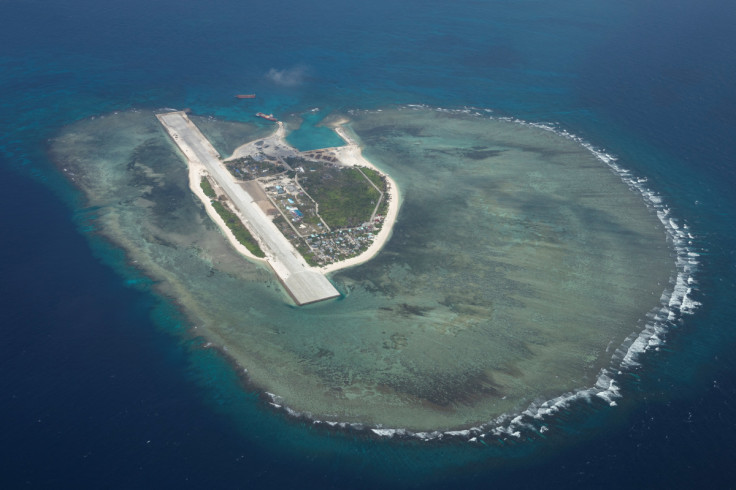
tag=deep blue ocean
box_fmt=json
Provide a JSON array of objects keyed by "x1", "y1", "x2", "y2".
[{"x1": 2, "y1": 0, "x2": 735, "y2": 487}]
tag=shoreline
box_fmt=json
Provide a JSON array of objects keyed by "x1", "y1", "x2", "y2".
[
  {"x1": 52, "y1": 107, "x2": 687, "y2": 437},
  {"x1": 225, "y1": 120, "x2": 286, "y2": 162},
  {"x1": 222, "y1": 118, "x2": 401, "y2": 276},
  {"x1": 157, "y1": 111, "x2": 340, "y2": 305},
  {"x1": 317, "y1": 125, "x2": 401, "y2": 274},
  {"x1": 186, "y1": 159, "x2": 270, "y2": 264},
  {"x1": 157, "y1": 114, "x2": 269, "y2": 265}
]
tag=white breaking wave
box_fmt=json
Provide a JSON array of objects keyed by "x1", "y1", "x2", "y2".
[{"x1": 260, "y1": 106, "x2": 701, "y2": 443}]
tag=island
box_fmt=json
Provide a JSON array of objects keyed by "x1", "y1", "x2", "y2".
[
  {"x1": 50, "y1": 106, "x2": 677, "y2": 434},
  {"x1": 156, "y1": 111, "x2": 399, "y2": 305}
]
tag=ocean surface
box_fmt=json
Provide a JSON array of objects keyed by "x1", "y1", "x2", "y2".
[{"x1": 1, "y1": 0, "x2": 735, "y2": 488}]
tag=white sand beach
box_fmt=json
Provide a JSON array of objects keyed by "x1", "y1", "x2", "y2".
[
  {"x1": 317, "y1": 125, "x2": 401, "y2": 274},
  {"x1": 218, "y1": 116, "x2": 401, "y2": 276},
  {"x1": 157, "y1": 112, "x2": 340, "y2": 305}
]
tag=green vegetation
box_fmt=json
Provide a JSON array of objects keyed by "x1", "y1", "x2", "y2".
[
  {"x1": 360, "y1": 167, "x2": 384, "y2": 189},
  {"x1": 200, "y1": 176, "x2": 216, "y2": 198},
  {"x1": 296, "y1": 241, "x2": 319, "y2": 267},
  {"x1": 273, "y1": 214, "x2": 288, "y2": 228},
  {"x1": 301, "y1": 166, "x2": 382, "y2": 228},
  {"x1": 226, "y1": 156, "x2": 286, "y2": 179},
  {"x1": 303, "y1": 214, "x2": 322, "y2": 227},
  {"x1": 210, "y1": 200, "x2": 265, "y2": 258},
  {"x1": 284, "y1": 156, "x2": 311, "y2": 168}
]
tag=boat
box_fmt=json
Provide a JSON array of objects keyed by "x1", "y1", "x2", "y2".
[
  {"x1": 255, "y1": 112, "x2": 278, "y2": 122},
  {"x1": 235, "y1": 94, "x2": 256, "y2": 99}
]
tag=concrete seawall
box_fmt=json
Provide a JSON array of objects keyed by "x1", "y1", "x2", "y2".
[{"x1": 156, "y1": 111, "x2": 340, "y2": 305}]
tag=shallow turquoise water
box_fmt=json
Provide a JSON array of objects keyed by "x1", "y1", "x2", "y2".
[
  {"x1": 285, "y1": 109, "x2": 346, "y2": 151},
  {"x1": 49, "y1": 106, "x2": 674, "y2": 434},
  {"x1": 2, "y1": 0, "x2": 734, "y2": 487}
]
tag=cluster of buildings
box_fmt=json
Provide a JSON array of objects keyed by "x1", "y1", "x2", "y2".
[
  {"x1": 256, "y1": 166, "x2": 388, "y2": 266},
  {"x1": 226, "y1": 155, "x2": 285, "y2": 180},
  {"x1": 304, "y1": 216, "x2": 385, "y2": 266},
  {"x1": 263, "y1": 178, "x2": 323, "y2": 231},
  {"x1": 222, "y1": 144, "x2": 387, "y2": 268}
]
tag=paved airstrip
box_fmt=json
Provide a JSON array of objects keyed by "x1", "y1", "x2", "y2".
[{"x1": 157, "y1": 111, "x2": 340, "y2": 305}]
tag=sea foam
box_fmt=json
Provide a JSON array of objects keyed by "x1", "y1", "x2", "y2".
[{"x1": 264, "y1": 106, "x2": 700, "y2": 443}]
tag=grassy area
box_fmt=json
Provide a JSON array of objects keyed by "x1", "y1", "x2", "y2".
[
  {"x1": 296, "y1": 241, "x2": 319, "y2": 267},
  {"x1": 273, "y1": 214, "x2": 288, "y2": 228},
  {"x1": 301, "y1": 166, "x2": 382, "y2": 228},
  {"x1": 360, "y1": 167, "x2": 384, "y2": 189},
  {"x1": 200, "y1": 176, "x2": 216, "y2": 198},
  {"x1": 210, "y1": 200, "x2": 265, "y2": 258},
  {"x1": 359, "y1": 167, "x2": 391, "y2": 218}
]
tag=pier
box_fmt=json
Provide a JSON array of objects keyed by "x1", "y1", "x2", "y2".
[{"x1": 156, "y1": 111, "x2": 340, "y2": 305}]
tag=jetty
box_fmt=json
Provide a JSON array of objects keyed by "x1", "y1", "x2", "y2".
[{"x1": 156, "y1": 111, "x2": 340, "y2": 305}]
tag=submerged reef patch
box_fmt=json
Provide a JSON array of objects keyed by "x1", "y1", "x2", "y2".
[{"x1": 50, "y1": 107, "x2": 681, "y2": 437}]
